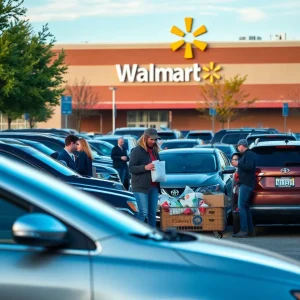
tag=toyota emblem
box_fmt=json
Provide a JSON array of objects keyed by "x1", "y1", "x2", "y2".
[
  {"x1": 170, "y1": 189, "x2": 179, "y2": 196},
  {"x1": 281, "y1": 168, "x2": 290, "y2": 174}
]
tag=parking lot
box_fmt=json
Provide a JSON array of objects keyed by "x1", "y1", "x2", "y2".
[{"x1": 223, "y1": 226, "x2": 300, "y2": 261}]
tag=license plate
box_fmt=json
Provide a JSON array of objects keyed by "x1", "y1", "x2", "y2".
[{"x1": 275, "y1": 177, "x2": 295, "y2": 188}]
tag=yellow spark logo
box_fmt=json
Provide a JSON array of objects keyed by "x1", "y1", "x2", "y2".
[
  {"x1": 170, "y1": 17, "x2": 208, "y2": 59},
  {"x1": 202, "y1": 62, "x2": 222, "y2": 83}
]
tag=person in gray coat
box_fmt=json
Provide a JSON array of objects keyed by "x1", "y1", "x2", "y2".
[{"x1": 129, "y1": 128, "x2": 160, "y2": 228}]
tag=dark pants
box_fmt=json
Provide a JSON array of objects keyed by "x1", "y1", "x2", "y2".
[
  {"x1": 238, "y1": 184, "x2": 254, "y2": 232},
  {"x1": 116, "y1": 167, "x2": 127, "y2": 184}
]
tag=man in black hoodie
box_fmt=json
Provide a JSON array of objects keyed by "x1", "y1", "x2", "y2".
[{"x1": 231, "y1": 139, "x2": 256, "y2": 238}]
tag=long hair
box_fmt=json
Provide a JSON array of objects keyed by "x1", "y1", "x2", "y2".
[
  {"x1": 79, "y1": 138, "x2": 94, "y2": 160},
  {"x1": 138, "y1": 134, "x2": 160, "y2": 154}
]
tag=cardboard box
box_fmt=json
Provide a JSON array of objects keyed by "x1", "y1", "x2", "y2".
[
  {"x1": 203, "y1": 194, "x2": 229, "y2": 208},
  {"x1": 160, "y1": 207, "x2": 225, "y2": 232}
]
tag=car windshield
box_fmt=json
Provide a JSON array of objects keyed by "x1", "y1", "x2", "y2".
[
  {"x1": 19, "y1": 140, "x2": 55, "y2": 156},
  {"x1": 252, "y1": 146, "x2": 300, "y2": 167},
  {"x1": 21, "y1": 146, "x2": 79, "y2": 176},
  {"x1": 114, "y1": 130, "x2": 144, "y2": 138},
  {"x1": 221, "y1": 133, "x2": 248, "y2": 144},
  {"x1": 101, "y1": 138, "x2": 129, "y2": 150},
  {"x1": 89, "y1": 142, "x2": 112, "y2": 156},
  {"x1": 158, "y1": 132, "x2": 176, "y2": 140},
  {"x1": 247, "y1": 136, "x2": 296, "y2": 144},
  {"x1": 214, "y1": 145, "x2": 234, "y2": 157},
  {"x1": 161, "y1": 152, "x2": 217, "y2": 173},
  {"x1": 161, "y1": 141, "x2": 196, "y2": 149},
  {"x1": 188, "y1": 133, "x2": 212, "y2": 140}
]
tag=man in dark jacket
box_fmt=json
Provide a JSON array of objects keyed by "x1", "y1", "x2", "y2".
[
  {"x1": 57, "y1": 135, "x2": 79, "y2": 171},
  {"x1": 231, "y1": 139, "x2": 256, "y2": 238},
  {"x1": 129, "y1": 128, "x2": 160, "y2": 228},
  {"x1": 111, "y1": 137, "x2": 129, "y2": 184}
]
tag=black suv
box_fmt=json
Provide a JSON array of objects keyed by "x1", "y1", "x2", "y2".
[{"x1": 211, "y1": 128, "x2": 278, "y2": 144}]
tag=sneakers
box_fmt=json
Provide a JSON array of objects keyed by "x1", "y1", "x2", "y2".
[{"x1": 232, "y1": 231, "x2": 248, "y2": 238}]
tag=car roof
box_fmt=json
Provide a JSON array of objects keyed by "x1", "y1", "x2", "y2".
[
  {"x1": 160, "y1": 148, "x2": 216, "y2": 154},
  {"x1": 250, "y1": 141, "x2": 300, "y2": 148},
  {"x1": 97, "y1": 135, "x2": 134, "y2": 140},
  {"x1": 0, "y1": 132, "x2": 65, "y2": 142},
  {"x1": 247, "y1": 133, "x2": 295, "y2": 137},
  {"x1": 187, "y1": 130, "x2": 213, "y2": 133},
  {"x1": 115, "y1": 127, "x2": 145, "y2": 131},
  {"x1": 195, "y1": 143, "x2": 233, "y2": 147},
  {"x1": 161, "y1": 139, "x2": 199, "y2": 143}
]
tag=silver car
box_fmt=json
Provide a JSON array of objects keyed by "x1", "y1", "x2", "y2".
[{"x1": 1, "y1": 157, "x2": 300, "y2": 300}]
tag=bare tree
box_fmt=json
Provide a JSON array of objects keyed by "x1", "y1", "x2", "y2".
[
  {"x1": 66, "y1": 77, "x2": 99, "y2": 131},
  {"x1": 197, "y1": 75, "x2": 257, "y2": 129}
]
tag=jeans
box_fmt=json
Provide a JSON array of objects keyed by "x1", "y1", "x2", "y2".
[
  {"x1": 134, "y1": 187, "x2": 159, "y2": 228},
  {"x1": 116, "y1": 167, "x2": 127, "y2": 184},
  {"x1": 238, "y1": 184, "x2": 254, "y2": 232}
]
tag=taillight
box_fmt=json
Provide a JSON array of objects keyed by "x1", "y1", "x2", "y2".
[{"x1": 255, "y1": 171, "x2": 264, "y2": 183}]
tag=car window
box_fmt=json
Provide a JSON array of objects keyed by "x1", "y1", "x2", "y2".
[
  {"x1": 0, "y1": 151, "x2": 35, "y2": 168},
  {"x1": 221, "y1": 133, "x2": 248, "y2": 144},
  {"x1": 220, "y1": 151, "x2": 230, "y2": 166},
  {"x1": 252, "y1": 146, "x2": 300, "y2": 167},
  {"x1": 161, "y1": 142, "x2": 195, "y2": 149},
  {"x1": 96, "y1": 144, "x2": 112, "y2": 156},
  {"x1": 160, "y1": 153, "x2": 217, "y2": 173},
  {"x1": 247, "y1": 136, "x2": 296, "y2": 144},
  {"x1": 114, "y1": 130, "x2": 144, "y2": 138},
  {"x1": 0, "y1": 196, "x2": 29, "y2": 244},
  {"x1": 158, "y1": 132, "x2": 176, "y2": 140},
  {"x1": 40, "y1": 141, "x2": 64, "y2": 152},
  {"x1": 187, "y1": 133, "x2": 212, "y2": 140}
]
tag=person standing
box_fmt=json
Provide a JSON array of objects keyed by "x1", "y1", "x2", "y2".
[
  {"x1": 111, "y1": 137, "x2": 129, "y2": 184},
  {"x1": 57, "y1": 135, "x2": 79, "y2": 171},
  {"x1": 231, "y1": 139, "x2": 256, "y2": 238},
  {"x1": 76, "y1": 138, "x2": 94, "y2": 177},
  {"x1": 129, "y1": 128, "x2": 160, "y2": 228}
]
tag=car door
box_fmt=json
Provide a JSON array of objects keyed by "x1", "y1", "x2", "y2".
[{"x1": 0, "y1": 191, "x2": 91, "y2": 300}]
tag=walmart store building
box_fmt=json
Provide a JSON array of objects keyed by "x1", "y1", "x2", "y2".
[{"x1": 36, "y1": 41, "x2": 300, "y2": 133}]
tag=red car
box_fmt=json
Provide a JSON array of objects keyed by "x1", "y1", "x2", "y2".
[{"x1": 232, "y1": 141, "x2": 300, "y2": 225}]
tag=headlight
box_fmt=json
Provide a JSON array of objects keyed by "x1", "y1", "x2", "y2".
[
  {"x1": 196, "y1": 184, "x2": 220, "y2": 193},
  {"x1": 96, "y1": 172, "x2": 110, "y2": 180},
  {"x1": 127, "y1": 201, "x2": 139, "y2": 213}
]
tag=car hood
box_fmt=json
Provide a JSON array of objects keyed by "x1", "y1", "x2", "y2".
[
  {"x1": 160, "y1": 173, "x2": 218, "y2": 188},
  {"x1": 168, "y1": 233, "x2": 300, "y2": 284}
]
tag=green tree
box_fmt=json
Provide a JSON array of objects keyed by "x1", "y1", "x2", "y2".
[
  {"x1": 197, "y1": 75, "x2": 257, "y2": 129},
  {"x1": 0, "y1": 0, "x2": 67, "y2": 128},
  {"x1": 27, "y1": 105, "x2": 55, "y2": 128}
]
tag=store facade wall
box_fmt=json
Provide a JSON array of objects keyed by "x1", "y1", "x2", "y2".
[{"x1": 43, "y1": 41, "x2": 300, "y2": 133}]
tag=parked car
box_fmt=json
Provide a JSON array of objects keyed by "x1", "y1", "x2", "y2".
[
  {"x1": 88, "y1": 140, "x2": 114, "y2": 157},
  {"x1": 95, "y1": 135, "x2": 137, "y2": 156},
  {"x1": 0, "y1": 141, "x2": 137, "y2": 215},
  {"x1": 246, "y1": 133, "x2": 297, "y2": 146},
  {"x1": 194, "y1": 143, "x2": 236, "y2": 160},
  {"x1": 159, "y1": 148, "x2": 235, "y2": 213},
  {"x1": 161, "y1": 139, "x2": 204, "y2": 150},
  {"x1": 1, "y1": 156, "x2": 300, "y2": 300},
  {"x1": 232, "y1": 141, "x2": 300, "y2": 225},
  {"x1": 114, "y1": 127, "x2": 146, "y2": 139},
  {"x1": 2, "y1": 128, "x2": 71, "y2": 136},
  {"x1": 186, "y1": 130, "x2": 214, "y2": 143},
  {"x1": 157, "y1": 130, "x2": 180, "y2": 140},
  {"x1": 0, "y1": 133, "x2": 117, "y2": 180},
  {"x1": 211, "y1": 128, "x2": 278, "y2": 144},
  {"x1": 180, "y1": 130, "x2": 190, "y2": 137}
]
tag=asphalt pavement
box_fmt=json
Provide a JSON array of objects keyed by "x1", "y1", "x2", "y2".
[{"x1": 221, "y1": 226, "x2": 300, "y2": 261}]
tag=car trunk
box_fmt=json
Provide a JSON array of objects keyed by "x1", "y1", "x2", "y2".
[{"x1": 252, "y1": 145, "x2": 300, "y2": 205}]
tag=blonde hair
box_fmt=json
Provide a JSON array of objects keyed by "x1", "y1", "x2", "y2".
[
  {"x1": 138, "y1": 134, "x2": 160, "y2": 153},
  {"x1": 79, "y1": 138, "x2": 94, "y2": 160}
]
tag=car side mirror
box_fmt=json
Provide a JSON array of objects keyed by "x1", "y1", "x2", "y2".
[
  {"x1": 223, "y1": 166, "x2": 236, "y2": 174},
  {"x1": 13, "y1": 213, "x2": 68, "y2": 248}
]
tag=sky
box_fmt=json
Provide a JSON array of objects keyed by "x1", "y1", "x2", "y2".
[{"x1": 23, "y1": 0, "x2": 300, "y2": 44}]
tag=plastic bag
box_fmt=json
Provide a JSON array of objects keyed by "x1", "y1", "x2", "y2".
[
  {"x1": 151, "y1": 160, "x2": 166, "y2": 182},
  {"x1": 199, "y1": 200, "x2": 209, "y2": 215}
]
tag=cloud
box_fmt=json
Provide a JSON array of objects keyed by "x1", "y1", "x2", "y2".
[{"x1": 27, "y1": 0, "x2": 266, "y2": 22}]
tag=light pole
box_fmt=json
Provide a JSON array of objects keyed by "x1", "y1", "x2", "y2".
[{"x1": 109, "y1": 87, "x2": 117, "y2": 133}]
